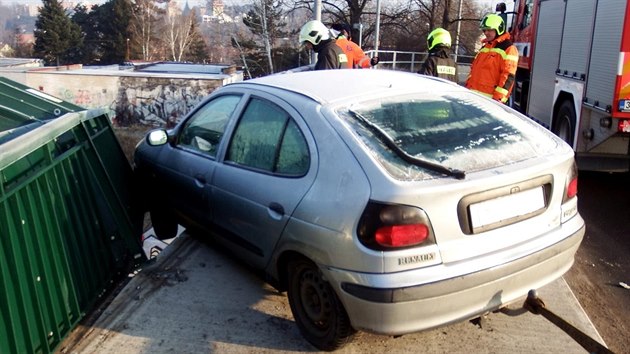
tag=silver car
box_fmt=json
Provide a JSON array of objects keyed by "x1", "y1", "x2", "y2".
[{"x1": 133, "y1": 69, "x2": 584, "y2": 351}]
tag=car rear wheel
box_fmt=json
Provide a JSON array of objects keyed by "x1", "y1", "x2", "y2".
[
  {"x1": 150, "y1": 207, "x2": 178, "y2": 240},
  {"x1": 287, "y1": 258, "x2": 356, "y2": 351}
]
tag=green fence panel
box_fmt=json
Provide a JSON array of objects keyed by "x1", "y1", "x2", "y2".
[
  {"x1": 1, "y1": 80, "x2": 145, "y2": 354},
  {"x1": 0, "y1": 76, "x2": 81, "y2": 120}
]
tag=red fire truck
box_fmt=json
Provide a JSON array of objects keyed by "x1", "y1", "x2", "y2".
[{"x1": 500, "y1": 0, "x2": 630, "y2": 171}]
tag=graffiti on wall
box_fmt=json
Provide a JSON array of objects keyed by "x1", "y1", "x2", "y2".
[
  {"x1": 57, "y1": 87, "x2": 112, "y2": 109},
  {"x1": 52, "y1": 76, "x2": 222, "y2": 127},
  {"x1": 113, "y1": 77, "x2": 221, "y2": 127}
]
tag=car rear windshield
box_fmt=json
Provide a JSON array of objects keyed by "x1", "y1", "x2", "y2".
[{"x1": 337, "y1": 91, "x2": 558, "y2": 180}]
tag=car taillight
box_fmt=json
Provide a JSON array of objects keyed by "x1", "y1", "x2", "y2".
[
  {"x1": 375, "y1": 224, "x2": 429, "y2": 247},
  {"x1": 566, "y1": 177, "x2": 578, "y2": 199},
  {"x1": 563, "y1": 162, "x2": 578, "y2": 203},
  {"x1": 560, "y1": 162, "x2": 579, "y2": 223},
  {"x1": 358, "y1": 202, "x2": 435, "y2": 251}
]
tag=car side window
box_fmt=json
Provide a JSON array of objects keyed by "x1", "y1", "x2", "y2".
[
  {"x1": 226, "y1": 97, "x2": 309, "y2": 176},
  {"x1": 178, "y1": 95, "x2": 241, "y2": 157}
]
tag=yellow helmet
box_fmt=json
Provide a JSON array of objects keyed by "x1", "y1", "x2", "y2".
[
  {"x1": 480, "y1": 13, "x2": 506, "y2": 36},
  {"x1": 299, "y1": 20, "x2": 330, "y2": 46},
  {"x1": 427, "y1": 28, "x2": 451, "y2": 50}
]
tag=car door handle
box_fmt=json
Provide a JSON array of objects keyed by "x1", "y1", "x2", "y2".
[
  {"x1": 194, "y1": 174, "x2": 206, "y2": 187},
  {"x1": 269, "y1": 202, "x2": 284, "y2": 216}
]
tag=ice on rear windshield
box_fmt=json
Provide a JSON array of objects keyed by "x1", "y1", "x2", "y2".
[{"x1": 338, "y1": 92, "x2": 559, "y2": 180}]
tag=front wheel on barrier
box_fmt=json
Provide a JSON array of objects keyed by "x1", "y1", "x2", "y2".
[{"x1": 150, "y1": 207, "x2": 178, "y2": 240}]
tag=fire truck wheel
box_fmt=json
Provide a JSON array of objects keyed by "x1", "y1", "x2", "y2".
[{"x1": 553, "y1": 100, "x2": 576, "y2": 146}]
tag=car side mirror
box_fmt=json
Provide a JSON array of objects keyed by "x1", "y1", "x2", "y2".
[{"x1": 146, "y1": 129, "x2": 168, "y2": 146}]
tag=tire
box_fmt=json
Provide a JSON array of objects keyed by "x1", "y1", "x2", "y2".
[
  {"x1": 521, "y1": 81, "x2": 529, "y2": 113},
  {"x1": 553, "y1": 100, "x2": 576, "y2": 147},
  {"x1": 150, "y1": 207, "x2": 178, "y2": 240},
  {"x1": 287, "y1": 258, "x2": 356, "y2": 351}
]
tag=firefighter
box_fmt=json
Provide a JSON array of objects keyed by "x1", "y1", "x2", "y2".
[
  {"x1": 330, "y1": 23, "x2": 379, "y2": 69},
  {"x1": 299, "y1": 20, "x2": 348, "y2": 70},
  {"x1": 466, "y1": 13, "x2": 519, "y2": 103},
  {"x1": 418, "y1": 27, "x2": 458, "y2": 83}
]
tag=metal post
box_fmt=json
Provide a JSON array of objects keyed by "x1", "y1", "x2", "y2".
[
  {"x1": 374, "y1": 0, "x2": 381, "y2": 65},
  {"x1": 313, "y1": 0, "x2": 321, "y2": 21},
  {"x1": 311, "y1": 0, "x2": 322, "y2": 64},
  {"x1": 392, "y1": 51, "x2": 397, "y2": 70},
  {"x1": 454, "y1": 0, "x2": 463, "y2": 62},
  {"x1": 411, "y1": 52, "x2": 416, "y2": 72},
  {"x1": 354, "y1": 22, "x2": 363, "y2": 48}
]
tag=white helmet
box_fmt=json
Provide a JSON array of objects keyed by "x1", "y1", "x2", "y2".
[{"x1": 299, "y1": 20, "x2": 330, "y2": 46}]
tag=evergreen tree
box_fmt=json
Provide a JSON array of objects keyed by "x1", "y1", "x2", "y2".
[
  {"x1": 183, "y1": 12, "x2": 209, "y2": 63},
  {"x1": 71, "y1": 0, "x2": 133, "y2": 65},
  {"x1": 72, "y1": 4, "x2": 100, "y2": 63},
  {"x1": 186, "y1": 35, "x2": 209, "y2": 63},
  {"x1": 99, "y1": 0, "x2": 133, "y2": 64},
  {"x1": 34, "y1": 0, "x2": 83, "y2": 66}
]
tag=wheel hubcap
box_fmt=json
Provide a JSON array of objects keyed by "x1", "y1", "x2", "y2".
[{"x1": 300, "y1": 270, "x2": 331, "y2": 328}]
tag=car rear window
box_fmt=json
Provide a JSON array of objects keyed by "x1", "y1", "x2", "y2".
[{"x1": 337, "y1": 91, "x2": 558, "y2": 180}]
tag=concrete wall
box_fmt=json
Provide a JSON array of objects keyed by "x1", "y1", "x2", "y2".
[
  {"x1": 111, "y1": 76, "x2": 223, "y2": 127},
  {"x1": 0, "y1": 67, "x2": 242, "y2": 127}
]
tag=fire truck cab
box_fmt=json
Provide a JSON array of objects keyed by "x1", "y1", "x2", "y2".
[{"x1": 502, "y1": 0, "x2": 630, "y2": 172}]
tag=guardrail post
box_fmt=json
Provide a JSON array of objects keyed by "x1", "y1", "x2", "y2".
[{"x1": 411, "y1": 52, "x2": 416, "y2": 72}]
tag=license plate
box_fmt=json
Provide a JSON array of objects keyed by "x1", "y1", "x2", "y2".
[
  {"x1": 620, "y1": 99, "x2": 630, "y2": 112},
  {"x1": 469, "y1": 186, "x2": 545, "y2": 231}
]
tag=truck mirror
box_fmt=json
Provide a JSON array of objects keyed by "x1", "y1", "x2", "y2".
[{"x1": 495, "y1": 2, "x2": 507, "y2": 13}]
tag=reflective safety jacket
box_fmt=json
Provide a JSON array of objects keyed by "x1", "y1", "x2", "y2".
[
  {"x1": 466, "y1": 32, "x2": 519, "y2": 103},
  {"x1": 314, "y1": 39, "x2": 349, "y2": 70},
  {"x1": 418, "y1": 46, "x2": 458, "y2": 83},
  {"x1": 335, "y1": 36, "x2": 372, "y2": 69}
]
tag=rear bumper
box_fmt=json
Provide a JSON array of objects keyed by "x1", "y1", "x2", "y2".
[{"x1": 321, "y1": 216, "x2": 585, "y2": 335}]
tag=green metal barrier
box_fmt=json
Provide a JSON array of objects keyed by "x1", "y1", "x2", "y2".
[{"x1": 1, "y1": 79, "x2": 145, "y2": 354}]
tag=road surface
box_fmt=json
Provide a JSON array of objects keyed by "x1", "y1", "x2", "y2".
[{"x1": 59, "y1": 230, "x2": 607, "y2": 353}]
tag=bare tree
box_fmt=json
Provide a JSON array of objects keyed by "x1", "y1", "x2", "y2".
[
  {"x1": 164, "y1": 9, "x2": 197, "y2": 61},
  {"x1": 198, "y1": 14, "x2": 241, "y2": 65},
  {"x1": 441, "y1": 0, "x2": 451, "y2": 27},
  {"x1": 291, "y1": 0, "x2": 370, "y2": 43},
  {"x1": 290, "y1": 0, "x2": 409, "y2": 51},
  {"x1": 260, "y1": 0, "x2": 274, "y2": 73},
  {"x1": 130, "y1": 0, "x2": 166, "y2": 61},
  {"x1": 242, "y1": 0, "x2": 290, "y2": 75},
  {"x1": 288, "y1": 0, "x2": 482, "y2": 55},
  {"x1": 409, "y1": 0, "x2": 458, "y2": 32}
]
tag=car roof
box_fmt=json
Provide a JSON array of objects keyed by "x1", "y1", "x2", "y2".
[{"x1": 230, "y1": 69, "x2": 464, "y2": 105}]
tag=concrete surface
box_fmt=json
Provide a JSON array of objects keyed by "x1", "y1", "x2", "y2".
[{"x1": 59, "y1": 231, "x2": 607, "y2": 354}]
